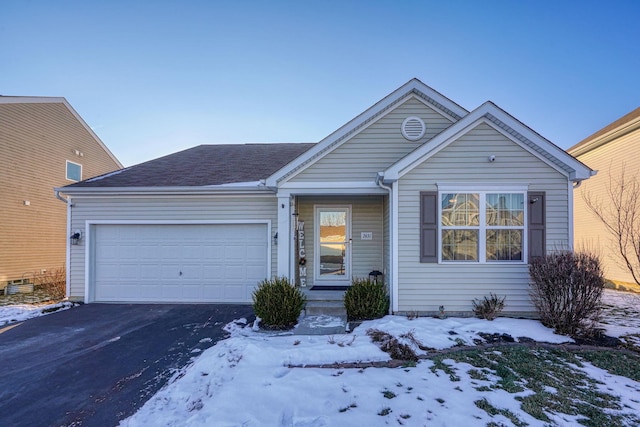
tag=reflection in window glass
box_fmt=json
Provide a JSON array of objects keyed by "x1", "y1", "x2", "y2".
[
  {"x1": 441, "y1": 193, "x2": 479, "y2": 226},
  {"x1": 486, "y1": 193, "x2": 524, "y2": 226},
  {"x1": 440, "y1": 192, "x2": 525, "y2": 262},
  {"x1": 442, "y1": 229, "x2": 478, "y2": 261},
  {"x1": 486, "y1": 230, "x2": 523, "y2": 261}
]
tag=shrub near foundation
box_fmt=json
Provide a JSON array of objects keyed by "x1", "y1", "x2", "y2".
[
  {"x1": 344, "y1": 277, "x2": 390, "y2": 321},
  {"x1": 529, "y1": 251, "x2": 605, "y2": 336},
  {"x1": 252, "y1": 277, "x2": 306, "y2": 330}
]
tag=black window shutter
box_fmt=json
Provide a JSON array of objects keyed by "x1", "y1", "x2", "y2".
[
  {"x1": 528, "y1": 191, "x2": 545, "y2": 261},
  {"x1": 420, "y1": 191, "x2": 438, "y2": 263}
]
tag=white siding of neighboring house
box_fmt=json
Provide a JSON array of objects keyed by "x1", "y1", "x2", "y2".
[
  {"x1": 67, "y1": 194, "x2": 278, "y2": 301},
  {"x1": 289, "y1": 97, "x2": 455, "y2": 183},
  {"x1": 572, "y1": 128, "x2": 640, "y2": 287},
  {"x1": 396, "y1": 123, "x2": 570, "y2": 315},
  {"x1": 296, "y1": 196, "x2": 384, "y2": 288}
]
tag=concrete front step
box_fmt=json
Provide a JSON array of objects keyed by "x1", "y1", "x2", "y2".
[
  {"x1": 305, "y1": 300, "x2": 346, "y2": 317},
  {"x1": 293, "y1": 314, "x2": 347, "y2": 335}
]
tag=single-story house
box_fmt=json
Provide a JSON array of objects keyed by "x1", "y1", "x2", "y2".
[{"x1": 57, "y1": 79, "x2": 593, "y2": 316}]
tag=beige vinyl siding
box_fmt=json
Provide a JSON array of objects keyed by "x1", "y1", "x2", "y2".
[
  {"x1": 67, "y1": 194, "x2": 277, "y2": 300},
  {"x1": 397, "y1": 123, "x2": 570, "y2": 314},
  {"x1": 296, "y1": 196, "x2": 384, "y2": 287},
  {"x1": 572, "y1": 127, "x2": 640, "y2": 285},
  {"x1": 0, "y1": 102, "x2": 121, "y2": 283},
  {"x1": 290, "y1": 98, "x2": 454, "y2": 183}
]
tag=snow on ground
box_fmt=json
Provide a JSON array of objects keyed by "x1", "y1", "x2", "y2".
[
  {"x1": 120, "y1": 290, "x2": 640, "y2": 427},
  {"x1": 599, "y1": 289, "x2": 640, "y2": 340},
  {"x1": 0, "y1": 301, "x2": 74, "y2": 327},
  {"x1": 1, "y1": 290, "x2": 639, "y2": 426}
]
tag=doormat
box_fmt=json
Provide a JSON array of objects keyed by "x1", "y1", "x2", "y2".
[{"x1": 310, "y1": 286, "x2": 350, "y2": 291}]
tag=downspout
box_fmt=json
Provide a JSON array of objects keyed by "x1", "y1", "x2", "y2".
[
  {"x1": 376, "y1": 172, "x2": 394, "y2": 315},
  {"x1": 54, "y1": 190, "x2": 72, "y2": 300}
]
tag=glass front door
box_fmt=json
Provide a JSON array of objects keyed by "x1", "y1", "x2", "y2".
[{"x1": 315, "y1": 206, "x2": 350, "y2": 282}]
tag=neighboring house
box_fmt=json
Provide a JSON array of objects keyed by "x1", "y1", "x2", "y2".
[
  {"x1": 569, "y1": 106, "x2": 640, "y2": 291},
  {"x1": 0, "y1": 96, "x2": 122, "y2": 288},
  {"x1": 58, "y1": 79, "x2": 592, "y2": 316}
]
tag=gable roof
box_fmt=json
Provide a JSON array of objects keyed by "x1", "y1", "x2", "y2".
[
  {"x1": 382, "y1": 101, "x2": 594, "y2": 182},
  {"x1": 568, "y1": 106, "x2": 640, "y2": 157},
  {"x1": 265, "y1": 78, "x2": 469, "y2": 187},
  {"x1": 0, "y1": 96, "x2": 123, "y2": 168},
  {"x1": 63, "y1": 143, "x2": 315, "y2": 188}
]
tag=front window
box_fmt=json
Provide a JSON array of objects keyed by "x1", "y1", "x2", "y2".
[{"x1": 440, "y1": 192, "x2": 524, "y2": 262}]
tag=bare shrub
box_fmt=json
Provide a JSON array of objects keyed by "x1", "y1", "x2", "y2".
[
  {"x1": 33, "y1": 267, "x2": 66, "y2": 300},
  {"x1": 472, "y1": 293, "x2": 506, "y2": 320},
  {"x1": 529, "y1": 251, "x2": 605, "y2": 335},
  {"x1": 366, "y1": 328, "x2": 418, "y2": 361}
]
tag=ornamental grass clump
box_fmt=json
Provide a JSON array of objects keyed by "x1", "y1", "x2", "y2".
[
  {"x1": 472, "y1": 293, "x2": 506, "y2": 321},
  {"x1": 252, "y1": 276, "x2": 306, "y2": 330},
  {"x1": 344, "y1": 277, "x2": 390, "y2": 321},
  {"x1": 529, "y1": 251, "x2": 605, "y2": 336}
]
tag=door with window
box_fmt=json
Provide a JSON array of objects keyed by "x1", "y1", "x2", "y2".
[{"x1": 315, "y1": 206, "x2": 351, "y2": 284}]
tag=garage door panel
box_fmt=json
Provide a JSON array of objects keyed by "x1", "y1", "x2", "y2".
[{"x1": 93, "y1": 224, "x2": 268, "y2": 303}]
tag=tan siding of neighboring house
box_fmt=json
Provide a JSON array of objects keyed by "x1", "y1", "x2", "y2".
[
  {"x1": 67, "y1": 195, "x2": 278, "y2": 300},
  {"x1": 289, "y1": 97, "x2": 455, "y2": 182},
  {"x1": 571, "y1": 126, "x2": 640, "y2": 287},
  {"x1": 396, "y1": 123, "x2": 570, "y2": 314},
  {"x1": 296, "y1": 196, "x2": 384, "y2": 288},
  {"x1": 0, "y1": 101, "x2": 121, "y2": 284}
]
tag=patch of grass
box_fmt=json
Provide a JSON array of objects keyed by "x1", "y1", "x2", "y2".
[
  {"x1": 429, "y1": 358, "x2": 460, "y2": 381},
  {"x1": 381, "y1": 389, "x2": 396, "y2": 399},
  {"x1": 440, "y1": 346, "x2": 640, "y2": 426},
  {"x1": 338, "y1": 403, "x2": 357, "y2": 413},
  {"x1": 468, "y1": 368, "x2": 490, "y2": 381},
  {"x1": 576, "y1": 350, "x2": 640, "y2": 381},
  {"x1": 474, "y1": 398, "x2": 528, "y2": 427},
  {"x1": 435, "y1": 397, "x2": 445, "y2": 404},
  {"x1": 378, "y1": 407, "x2": 391, "y2": 416}
]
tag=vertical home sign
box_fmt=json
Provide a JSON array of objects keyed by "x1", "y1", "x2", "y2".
[{"x1": 297, "y1": 221, "x2": 307, "y2": 287}]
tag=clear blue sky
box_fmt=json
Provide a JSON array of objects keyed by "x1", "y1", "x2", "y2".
[{"x1": 2, "y1": 1, "x2": 639, "y2": 167}]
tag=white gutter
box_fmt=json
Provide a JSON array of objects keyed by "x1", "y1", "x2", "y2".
[
  {"x1": 54, "y1": 190, "x2": 72, "y2": 299},
  {"x1": 376, "y1": 172, "x2": 396, "y2": 315}
]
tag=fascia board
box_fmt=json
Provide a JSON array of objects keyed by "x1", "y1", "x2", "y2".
[
  {"x1": 568, "y1": 116, "x2": 640, "y2": 158},
  {"x1": 265, "y1": 79, "x2": 469, "y2": 187},
  {"x1": 55, "y1": 185, "x2": 274, "y2": 197},
  {"x1": 0, "y1": 96, "x2": 68, "y2": 104}
]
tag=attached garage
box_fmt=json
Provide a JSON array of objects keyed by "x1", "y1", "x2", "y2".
[{"x1": 90, "y1": 223, "x2": 269, "y2": 303}]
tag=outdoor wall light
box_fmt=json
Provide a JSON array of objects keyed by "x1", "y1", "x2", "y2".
[
  {"x1": 70, "y1": 231, "x2": 82, "y2": 245},
  {"x1": 273, "y1": 232, "x2": 278, "y2": 244}
]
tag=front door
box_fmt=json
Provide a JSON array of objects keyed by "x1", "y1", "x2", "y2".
[{"x1": 314, "y1": 206, "x2": 351, "y2": 285}]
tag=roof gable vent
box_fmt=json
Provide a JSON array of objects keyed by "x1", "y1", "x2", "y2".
[{"x1": 401, "y1": 116, "x2": 426, "y2": 141}]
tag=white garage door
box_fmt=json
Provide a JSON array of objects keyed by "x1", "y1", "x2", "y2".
[{"x1": 93, "y1": 224, "x2": 268, "y2": 303}]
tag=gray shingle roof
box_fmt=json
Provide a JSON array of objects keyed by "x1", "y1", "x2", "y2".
[{"x1": 66, "y1": 143, "x2": 315, "y2": 188}]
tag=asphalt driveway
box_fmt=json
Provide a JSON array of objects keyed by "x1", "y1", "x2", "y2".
[{"x1": 0, "y1": 303, "x2": 254, "y2": 427}]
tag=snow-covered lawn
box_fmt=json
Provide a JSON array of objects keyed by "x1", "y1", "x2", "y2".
[
  {"x1": 0, "y1": 301, "x2": 74, "y2": 327},
  {"x1": 120, "y1": 290, "x2": 640, "y2": 427}
]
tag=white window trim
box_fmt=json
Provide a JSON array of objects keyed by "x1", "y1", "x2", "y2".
[
  {"x1": 66, "y1": 160, "x2": 82, "y2": 182},
  {"x1": 438, "y1": 189, "x2": 528, "y2": 264}
]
